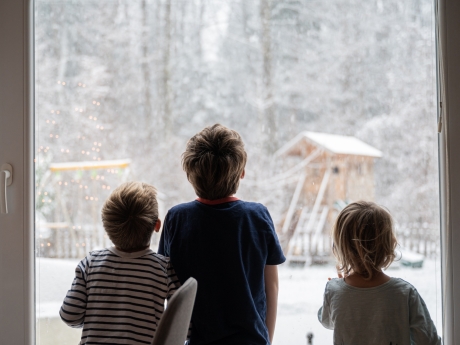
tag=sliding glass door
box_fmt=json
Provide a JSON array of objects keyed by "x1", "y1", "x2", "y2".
[{"x1": 34, "y1": 1, "x2": 441, "y2": 344}]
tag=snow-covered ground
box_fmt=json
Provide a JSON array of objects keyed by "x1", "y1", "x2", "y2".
[{"x1": 36, "y1": 258, "x2": 442, "y2": 345}]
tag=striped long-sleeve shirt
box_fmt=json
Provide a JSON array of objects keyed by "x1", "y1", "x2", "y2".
[{"x1": 60, "y1": 247, "x2": 180, "y2": 345}]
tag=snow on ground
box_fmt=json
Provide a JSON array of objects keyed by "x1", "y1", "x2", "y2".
[{"x1": 36, "y1": 258, "x2": 442, "y2": 345}]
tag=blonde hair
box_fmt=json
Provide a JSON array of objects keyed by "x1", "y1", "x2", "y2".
[
  {"x1": 332, "y1": 201, "x2": 397, "y2": 280},
  {"x1": 182, "y1": 124, "x2": 247, "y2": 200},
  {"x1": 101, "y1": 181, "x2": 158, "y2": 252}
]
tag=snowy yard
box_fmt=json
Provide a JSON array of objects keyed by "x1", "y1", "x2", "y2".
[{"x1": 37, "y1": 257, "x2": 442, "y2": 345}]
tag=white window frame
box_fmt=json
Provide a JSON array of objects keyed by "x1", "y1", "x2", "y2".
[
  {"x1": 437, "y1": 0, "x2": 460, "y2": 344},
  {"x1": 0, "y1": 0, "x2": 35, "y2": 344},
  {"x1": 0, "y1": 0, "x2": 459, "y2": 343}
]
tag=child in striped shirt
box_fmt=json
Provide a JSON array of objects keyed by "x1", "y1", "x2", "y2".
[{"x1": 60, "y1": 181, "x2": 180, "y2": 345}]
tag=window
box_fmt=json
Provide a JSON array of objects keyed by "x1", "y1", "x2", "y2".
[
  {"x1": 34, "y1": 1, "x2": 441, "y2": 344},
  {"x1": 4, "y1": 0, "x2": 460, "y2": 344}
]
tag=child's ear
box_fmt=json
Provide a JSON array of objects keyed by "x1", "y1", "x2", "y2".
[
  {"x1": 241, "y1": 169, "x2": 245, "y2": 179},
  {"x1": 154, "y1": 219, "x2": 162, "y2": 232}
]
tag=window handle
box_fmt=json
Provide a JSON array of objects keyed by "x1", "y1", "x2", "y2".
[{"x1": 0, "y1": 164, "x2": 13, "y2": 214}]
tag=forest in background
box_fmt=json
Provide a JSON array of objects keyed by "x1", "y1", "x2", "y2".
[{"x1": 35, "y1": 0, "x2": 438, "y2": 256}]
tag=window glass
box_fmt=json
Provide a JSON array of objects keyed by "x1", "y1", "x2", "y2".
[{"x1": 35, "y1": 0, "x2": 440, "y2": 344}]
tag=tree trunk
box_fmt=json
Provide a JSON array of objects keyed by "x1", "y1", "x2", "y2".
[{"x1": 260, "y1": 0, "x2": 276, "y2": 154}]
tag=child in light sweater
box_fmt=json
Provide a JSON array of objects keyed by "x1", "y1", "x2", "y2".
[{"x1": 318, "y1": 201, "x2": 441, "y2": 345}]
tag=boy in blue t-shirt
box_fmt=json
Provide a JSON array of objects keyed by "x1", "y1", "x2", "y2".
[{"x1": 158, "y1": 124, "x2": 286, "y2": 345}]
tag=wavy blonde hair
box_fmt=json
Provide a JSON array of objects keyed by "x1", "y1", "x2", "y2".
[{"x1": 332, "y1": 201, "x2": 397, "y2": 280}]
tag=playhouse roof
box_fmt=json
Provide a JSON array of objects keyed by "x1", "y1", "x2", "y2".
[
  {"x1": 49, "y1": 159, "x2": 131, "y2": 172},
  {"x1": 276, "y1": 131, "x2": 383, "y2": 158}
]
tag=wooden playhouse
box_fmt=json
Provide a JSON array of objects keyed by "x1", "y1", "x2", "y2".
[{"x1": 275, "y1": 131, "x2": 382, "y2": 264}]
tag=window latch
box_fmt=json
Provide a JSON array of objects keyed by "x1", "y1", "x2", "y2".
[{"x1": 0, "y1": 164, "x2": 13, "y2": 214}]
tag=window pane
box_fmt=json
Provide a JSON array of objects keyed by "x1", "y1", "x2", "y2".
[{"x1": 35, "y1": 0, "x2": 440, "y2": 344}]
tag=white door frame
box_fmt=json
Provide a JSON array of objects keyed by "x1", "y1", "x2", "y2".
[
  {"x1": 0, "y1": 0, "x2": 459, "y2": 343},
  {"x1": 0, "y1": 0, "x2": 35, "y2": 344},
  {"x1": 438, "y1": 0, "x2": 460, "y2": 343}
]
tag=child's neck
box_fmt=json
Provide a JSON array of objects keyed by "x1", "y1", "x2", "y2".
[
  {"x1": 115, "y1": 245, "x2": 150, "y2": 253},
  {"x1": 344, "y1": 270, "x2": 390, "y2": 288}
]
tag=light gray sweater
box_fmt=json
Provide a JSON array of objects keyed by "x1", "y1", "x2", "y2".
[{"x1": 318, "y1": 277, "x2": 441, "y2": 345}]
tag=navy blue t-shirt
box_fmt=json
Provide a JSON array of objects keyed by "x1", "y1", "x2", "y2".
[{"x1": 158, "y1": 198, "x2": 286, "y2": 345}]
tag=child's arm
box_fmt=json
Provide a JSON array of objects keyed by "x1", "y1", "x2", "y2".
[
  {"x1": 59, "y1": 258, "x2": 88, "y2": 328},
  {"x1": 265, "y1": 265, "x2": 279, "y2": 344},
  {"x1": 318, "y1": 282, "x2": 333, "y2": 330},
  {"x1": 409, "y1": 289, "x2": 441, "y2": 345}
]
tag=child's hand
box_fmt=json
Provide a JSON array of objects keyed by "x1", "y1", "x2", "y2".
[{"x1": 328, "y1": 266, "x2": 345, "y2": 280}]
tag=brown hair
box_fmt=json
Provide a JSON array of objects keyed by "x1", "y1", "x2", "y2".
[
  {"x1": 332, "y1": 201, "x2": 397, "y2": 280},
  {"x1": 182, "y1": 124, "x2": 247, "y2": 200},
  {"x1": 101, "y1": 181, "x2": 158, "y2": 252}
]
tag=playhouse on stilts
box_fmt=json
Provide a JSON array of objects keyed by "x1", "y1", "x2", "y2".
[{"x1": 275, "y1": 131, "x2": 382, "y2": 265}]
